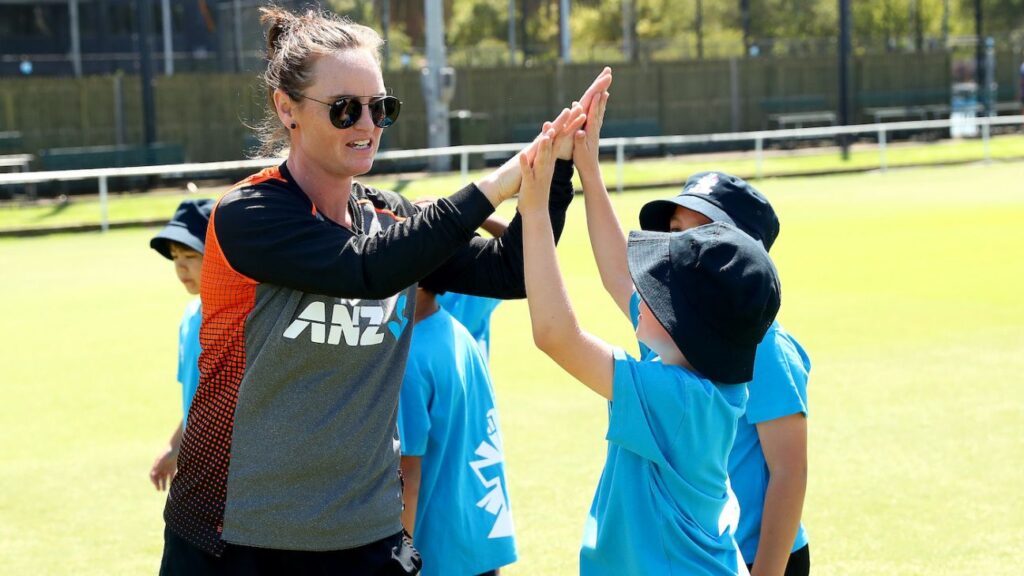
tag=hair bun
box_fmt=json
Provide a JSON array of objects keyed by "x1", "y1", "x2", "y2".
[{"x1": 260, "y1": 6, "x2": 292, "y2": 56}]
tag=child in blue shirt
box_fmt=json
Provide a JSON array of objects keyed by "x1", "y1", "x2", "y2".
[
  {"x1": 147, "y1": 198, "x2": 214, "y2": 491},
  {"x1": 640, "y1": 172, "x2": 810, "y2": 576},
  {"x1": 397, "y1": 285, "x2": 517, "y2": 576},
  {"x1": 517, "y1": 100, "x2": 781, "y2": 575},
  {"x1": 435, "y1": 213, "x2": 509, "y2": 360}
]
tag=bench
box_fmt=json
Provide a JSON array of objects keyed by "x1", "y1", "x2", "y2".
[
  {"x1": 769, "y1": 111, "x2": 836, "y2": 129},
  {"x1": 0, "y1": 130, "x2": 23, "y2": 152},
  {"x1": 759, "y1": 97, "x2": 833, "y2": 146},
  {"x1": 0, "y1": 153, "x2": 32, "y2": 171},
  {"x1": 37, "y1": 143, "x2": 185, "y2": 194},
  {"x1": 864, "y1": 106, "x2": 929, "y2": 123},
  {"x1": 0, "y1": 153, "x2": 35, "y2": 200}
]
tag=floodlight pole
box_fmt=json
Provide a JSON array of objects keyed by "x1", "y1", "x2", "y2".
[
  {"x1": 559, "y1": 0, "x2": 571, "y2": 63},
  {"x1": 741, "y1": 0, "x2": 751, "y2": 55},
  {"x1": 838, "y1": 0, "x2": 851, "y2": 160},
  {"x1": 975, "y1": 0, "x2": 985, "y2": 112},
  {"x1": 423, "y1": 0, "x2": 451, "y2": 171},
  {"x1": 507, "y1": 0, "x2": 517, "y2": 65},
  {"x1": 136, "y1": 0, "x2": 157, "y2": 157},
  {"x1": 381, "y1": 0, "x2": 390, "y2": 70},
  {"x1": 623, "y1": 0, "x2": 637, "y2": 62}
]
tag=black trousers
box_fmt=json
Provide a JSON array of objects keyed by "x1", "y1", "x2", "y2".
[
  {"x1": 159, "y1": 525, "x2": 421, "y2": 576},
  {"x1": 746, "y1": 544, "x2": 810, "y2": 576}
]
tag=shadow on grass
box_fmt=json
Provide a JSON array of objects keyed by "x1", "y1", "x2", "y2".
[{"x1": 30, "y1": 198, "x2": 72, "y2": 222}]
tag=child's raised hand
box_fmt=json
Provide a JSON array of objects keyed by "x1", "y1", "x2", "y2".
[
  {"x1": 518, "y1": 129, "x2": 557, "y2": 215},
  {"x1": 573, "y1": 91, "x2": 609, "y2": 173}
]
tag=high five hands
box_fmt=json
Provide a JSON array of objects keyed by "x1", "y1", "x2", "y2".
[
  {"x1": 477, "y1": 67, "x2": 612, "y2": 206},
  {"x1": 520, "y1": 67, "x2": 612, "y2": 194}
]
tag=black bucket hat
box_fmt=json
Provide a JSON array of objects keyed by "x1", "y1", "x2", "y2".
[
  {"x1": 638, "y1": 171, "x2": 780, "y2": 251},
  {"x1": 150, "y1": 198, "x2": 215, "y2": 260},
  {"x1": 627, "y1": 222, "x2": 781, "y2": 384}
]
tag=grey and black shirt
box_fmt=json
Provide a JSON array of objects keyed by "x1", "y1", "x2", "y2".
[{"x1": 164, "y1": 160, "x2": 575, "y2": 556}]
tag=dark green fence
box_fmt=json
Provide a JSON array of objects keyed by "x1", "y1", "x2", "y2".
[{"x1": 1, "y1": 49, "x2": 1020, "y2": 165}]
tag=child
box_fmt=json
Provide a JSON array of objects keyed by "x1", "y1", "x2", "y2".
[
  {"x1": 518, "y1": 121, "x2": 780, "y2": 575},
  {"x1": 417, "y1": 205, "x2": 509, "y2": 360},
  {"x1": 397, "y1": 285, "x2": 517, "y2": 576},
  {"x1": 147, "y1": 198, "x2": 214, "y2": 491},
  {"x1": 639, "y1": 173, "x2": 811, "y2": 576}
]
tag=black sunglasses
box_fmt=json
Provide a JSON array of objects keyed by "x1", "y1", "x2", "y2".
[{"x1": 294, "y1": 93, "x2": 401, "y2": 129}]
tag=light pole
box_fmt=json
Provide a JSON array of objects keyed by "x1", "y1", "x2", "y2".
[
  {"x1": 135, "y1": 0, "x2": 157, "y2": 157},
  {"x1": 838, "y1": 0, "x2": 851, "y2": 160}
]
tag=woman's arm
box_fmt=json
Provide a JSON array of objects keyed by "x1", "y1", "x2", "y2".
[
  {"x1": 573, "y1": 91, "x2": 634, "y2": 319},
  {"x1": 751, "y1": 414, "x2": 808, "y2": 576},
  {"x1": 149, "y1": 421, "x2": 183, "y2": 491},
  {"x1": 419, "y1": 107, "x2": 588, "y2": 298},
  {"x1": 215, "y1": 183, "x2": 498, "y2": 300},
  {"x1": 519, "y1": 132, "x2": 615, "y2": 400}
]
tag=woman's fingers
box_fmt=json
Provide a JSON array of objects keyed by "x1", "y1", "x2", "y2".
[{"x1": 579, "y1": 67, "x2": 613, "y2": 112}]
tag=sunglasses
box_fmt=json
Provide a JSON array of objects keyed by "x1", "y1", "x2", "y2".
[{"x1": 295, "y1": 94, "x2": 402, "y2": 129}]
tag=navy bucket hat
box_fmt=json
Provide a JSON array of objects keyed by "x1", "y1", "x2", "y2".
[
  {"x1": 150, "y1": 198, "x2": 215, "y2": 260},
  {"x1": 627, "y1": 222, "x2": 781, "y2": 384},
  {"x1": 638, "y1": 171, "x2": 780, "y2": 251}
]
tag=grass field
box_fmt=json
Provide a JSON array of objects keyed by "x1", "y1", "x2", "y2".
[
  {"x1": 2, "y1": 133, "x2": 1023, "y2": 232},
  {"x1": 1, "y1": 162, "x2": 1022, "y2": 574}
]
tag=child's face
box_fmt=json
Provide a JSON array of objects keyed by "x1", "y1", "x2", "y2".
[
  {"x1": 169, "y1": 244, "x2": 203, "y2": 295},
  {"x1": 636, "y1": 298, "x2": 689, "y2": 368},
  {"x1": 669, "y1": 207, "x2": 712, "y2": 233}
]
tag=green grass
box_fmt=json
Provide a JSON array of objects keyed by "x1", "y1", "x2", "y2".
[
  {"x1": 2, "y1": 133, "x2": 1022, "y2": 231},
  {"x1": 1, "y1": 162, "x2": 1023, "y2": 574}
]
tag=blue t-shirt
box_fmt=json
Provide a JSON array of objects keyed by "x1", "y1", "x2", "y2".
[
  {"x1": 581, "y1": 348, "x2": 748, "y2": 575},
  {"x1": 728, "y1": 321, "x2": 810, "y2": 562},
  {"x1": 177, "y1": 298, "x2": 202, "y2": 428},
  {"x1": 397, "y1": 308, "x2": 517, "y2": 576},
  {"x1": 436, "y1": 292, "x2": 501, "y2": 359}
]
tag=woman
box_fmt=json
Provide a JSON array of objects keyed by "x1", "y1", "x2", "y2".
[{"x1": 159, "y1": 6, "x2": 611, "y2": 575}]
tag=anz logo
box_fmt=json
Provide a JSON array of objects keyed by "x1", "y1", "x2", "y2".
[{"x1": 283, "y1": 293, "x2": 409, "y2": 346}]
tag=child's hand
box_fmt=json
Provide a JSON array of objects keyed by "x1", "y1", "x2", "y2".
[
  {"x1": 573, "y1": 91, "x2": 609, "y2": 174},
  {"x1": 149, "y1": 447, "x2": 178, "y2": 491},
  {"x1": 518, "y1": 130, "x2": 557, "y2": 215}
]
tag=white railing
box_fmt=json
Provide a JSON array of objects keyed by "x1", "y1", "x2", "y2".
[{"x1": 1, "y1": 115, "x2": 1021, "y2": 232}]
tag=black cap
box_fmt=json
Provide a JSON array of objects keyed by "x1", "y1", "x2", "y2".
[
  {"x1": 627, "y1": 222, "x2": 781, "y2": 384},
  {"x1": 150, "y1": 198, "x2": 215, "y2": 260},
  {"x1": 638, "y1": 171, "x2": 780, "y2": 251}
]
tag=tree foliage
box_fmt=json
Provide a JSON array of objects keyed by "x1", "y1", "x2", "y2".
[{"x1": 330, "y1": 0, "x2": 1024, "y2": 62}]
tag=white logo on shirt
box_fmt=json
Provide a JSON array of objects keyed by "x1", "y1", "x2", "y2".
[
  {"x1": 283, "y1": 300, "x2": 389, "y2": 346},
  {"x1": 469, "y1": 409, "x2": 514, "y2": 539}
]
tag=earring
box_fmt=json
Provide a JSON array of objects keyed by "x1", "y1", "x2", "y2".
[{"x1": 290, "y1": 123, "x2": 297, "y2": 129}]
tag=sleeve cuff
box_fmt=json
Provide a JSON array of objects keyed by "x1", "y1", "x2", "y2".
[
  {"x1": 606, "y1": 348, "x2": 635, "y2": 442},
  {"x1": 446, "y1": 184, "x2": 496, "y2": 235},
  {"x1": 552, "y1": 159, "x2": 575, "y2": 197}
]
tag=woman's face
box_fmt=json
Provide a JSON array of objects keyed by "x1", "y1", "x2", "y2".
[{"x1": 290, "y1": 49, "x2": 386, "y2": 178}]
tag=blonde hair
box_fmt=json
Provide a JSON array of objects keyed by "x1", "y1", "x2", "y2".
[{"x1": 255, "y1": 6, "x2": 383, "y2": 157}]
